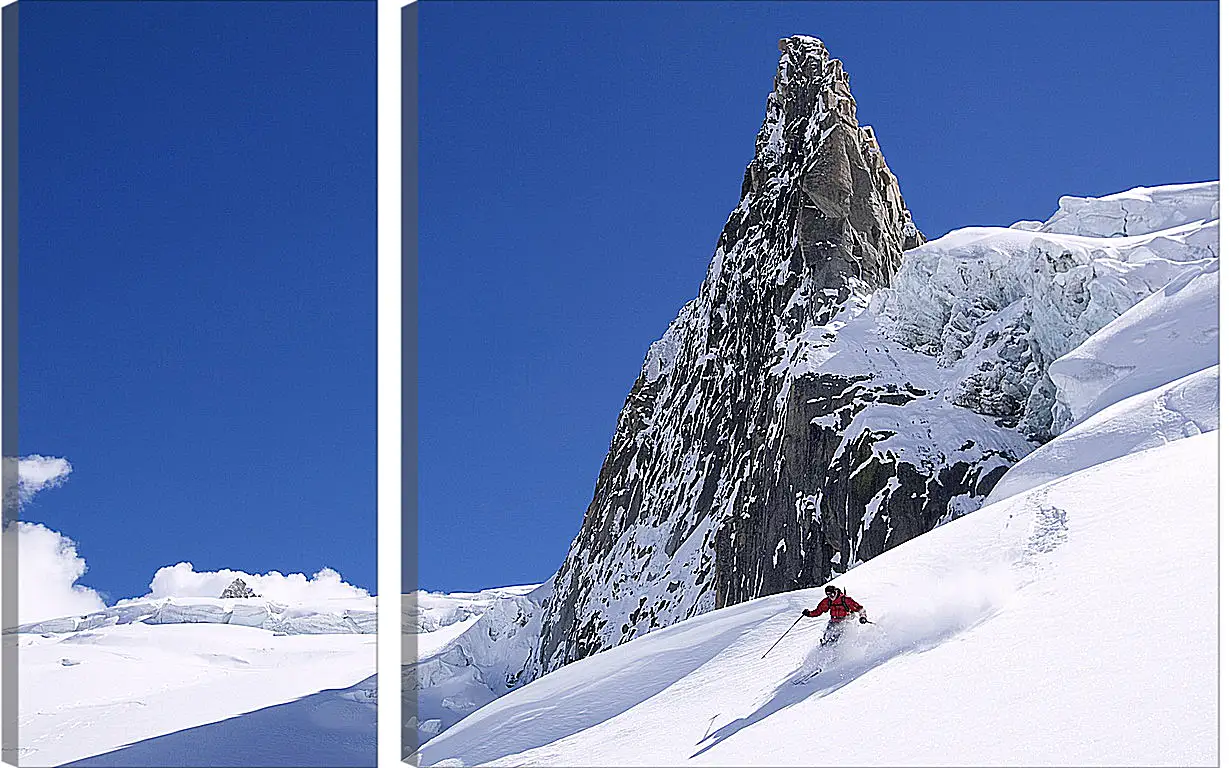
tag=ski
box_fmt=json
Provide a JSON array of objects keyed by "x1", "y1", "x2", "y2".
[{"x1": 793, "y1": 669, "x2": 822, "y2": 685}]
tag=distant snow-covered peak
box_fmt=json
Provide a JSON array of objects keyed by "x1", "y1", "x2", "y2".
[{"x1": 219, "y1": 577, "x2": 258, "y2": 599}]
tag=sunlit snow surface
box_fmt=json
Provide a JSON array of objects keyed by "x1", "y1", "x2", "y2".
[
  {"x1": 418, "y1": 432, "x2": 1215, "y2": 767},
  {"x1": 15, "y1": 597, "x2": 376, "y2": 767}
]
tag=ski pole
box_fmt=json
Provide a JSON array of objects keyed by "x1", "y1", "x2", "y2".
[
  {"x1": 701, "y1": 713, "x2": 719, "y2": 741},
  {"x1": 762, "y1": 614, "x2": 804, "y2": 659}
]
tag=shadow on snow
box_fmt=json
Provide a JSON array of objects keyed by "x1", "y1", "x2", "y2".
[{"x1": 64, "y1": 677, "x2": 376, "y2": 768}]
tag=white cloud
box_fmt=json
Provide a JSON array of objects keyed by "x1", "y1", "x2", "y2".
[
  {"x1": 3, "y1": 455, "x2": 73, "y2": 517},
  {"x1": 18, "y1": 455, "x2": 73, "y2": 497},
  {"x1": 3, "y1": 455, "x2": 102, "y2": 625},
  {"x1": 4, "y1": 453, "x2": 371, "y2": 626},
  {"x1": 17, "y1": 521, "x2": 106, "y2": 623},
  {"x1": 142, "y1": 562, "x2": 370, "y2": 603}
]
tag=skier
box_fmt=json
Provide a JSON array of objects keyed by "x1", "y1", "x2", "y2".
[{"x1": 802, "y1": 584, "x2": 867, "y2": 647}]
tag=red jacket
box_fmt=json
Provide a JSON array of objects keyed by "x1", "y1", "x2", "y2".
[{"x1": 804, "y1": 592, "x2": 862, "y2": 621}]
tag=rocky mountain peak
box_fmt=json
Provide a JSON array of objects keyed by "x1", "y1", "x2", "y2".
[
  {"x1": 534, "y1": 36, "x2": 934, "y2": 675},
  {"x1": 736, "y1": 36, "x2": 922, "y2": 301},
  {"x1": 751, "y1": 36, "x2": 852, "y2": 174},
  {"x1": 219, "y1": 578, "x2": 258, "y2": 599}
]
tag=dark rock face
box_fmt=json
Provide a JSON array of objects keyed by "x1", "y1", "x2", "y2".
[
  {"x1": 219, "y1": 578, "x2": 258, "y2": 599},
  {"x1": 533, "y1": 36, "x2": 1028, "y2": 675}
]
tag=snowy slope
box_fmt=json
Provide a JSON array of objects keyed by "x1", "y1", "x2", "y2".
[
  {"x1": 409, "y1": 582, "x2": 553, "y2": 746},
  {"x1": 983, "y1": 254, "x2": 1218, "y2": 503},
  {"x1": 415, "y1": 614, "x2": 479, "y2": 661},
  {"x1": 417, "y1": 431, "x2": 1216, "y2": 767},
  {"x1": 16, "y1": 598, "x2": 376, "y2": 766},
  {"x1": 986, "y1": 365, "x2": 1217, "y2": 505}
]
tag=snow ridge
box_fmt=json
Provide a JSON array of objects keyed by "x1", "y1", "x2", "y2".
[
  {"x1": 1036, "y1": 180, "x2": 1218, "y2": 237},
  {"x1": 13, "y1": 596, "x2": 376, "y2": 636}
]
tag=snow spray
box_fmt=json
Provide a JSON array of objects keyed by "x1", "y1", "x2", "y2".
[{"x1": 796, "y1": 564, "x2": 1017, "y2": 683}]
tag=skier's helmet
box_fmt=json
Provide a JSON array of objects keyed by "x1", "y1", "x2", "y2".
[{"x1": 825, "y1": 585, "x2": 839, "y2": 597}]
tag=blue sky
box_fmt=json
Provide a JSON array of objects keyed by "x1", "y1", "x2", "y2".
[
  {"x1": 418, "y1": 1, "x2": 1218, "y2": 593},
  {"x1": 19, "y1": 1, "x2": 376, "y2": 601}
]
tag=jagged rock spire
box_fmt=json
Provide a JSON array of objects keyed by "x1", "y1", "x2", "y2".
[
  {"x1": 535, "y1": 36, "x2": 932, "y2": 675},
  {"x1": 739, "y1": 35, "x2": 923, "y2": 295}
]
